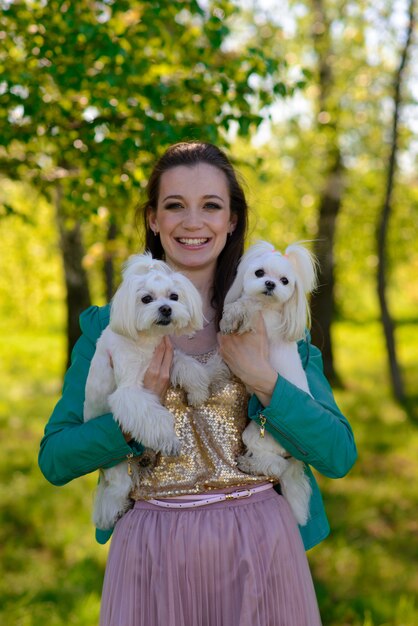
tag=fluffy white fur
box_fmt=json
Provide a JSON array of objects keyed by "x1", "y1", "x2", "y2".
[
  {"x1": 84, "y1": 252, "x2": 213, "y2": 530},
  {"x1": 220, "y1": 241, "x2": 317, "y2": 526}
]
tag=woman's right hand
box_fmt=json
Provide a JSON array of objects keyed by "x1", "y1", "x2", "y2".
[
  {"x1": 143, "y1": 336, "x2": 174, "y2": 403},
  {"x1": 121, "y1": 337, "x2": 173, "y2": 443}
]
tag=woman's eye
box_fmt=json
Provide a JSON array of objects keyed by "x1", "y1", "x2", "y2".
[
  {"x1": 164, "y1": 202, "x2": 183, "y2": 210},
  {"x1": 141, "y1": 295, "x2": 153, "y2": 304},
  {"x1": 280, "y1": 277, "x2": 289, "y2": 285},
  {"x1": 169, "y1": 293, "x2": 179, "y2": 301},
  {"x1": 204, "y1": 202, "x2": 222, "y2": 210},
  {"x1": 255, "y1": 269, "x2": 265, "y2": 278}
]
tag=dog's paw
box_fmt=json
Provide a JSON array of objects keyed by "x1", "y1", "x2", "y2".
[
  {"x1": 93, "y1": 466, "x2": 133, "y2": 529},
  {"x1": 220, "y1": 318, "x2": 239, "y2": 335},
  {"x1": 134, "y1": 422, "x2": 182, "y2": 457},
  {"x1": 206, "y1": 354, "x2": 231, "y2": 389},
  {"x1": 280, "y1": 469, "x2": 311, "y2": 526},
  {"x1": 237, "y1": 450, "x2": 289, "y2": 480},
  {"x1": 263, "y1": 455, "x2": 290, "y2": 479},
  {"x1": 220, "y1": 313, "x2": 243, "y2": 335},
  {"x1": 187, "y1": 387, "x2": 209, "y2": 407},
  {"x1": 220, "y1": 303, "x2": 244, "y2": 334},
  {"x1": 236, "y1": 453, "x2": 258, "y2": 475},
  {"x1": 181, "y1": 365, "x2": 211, "y2": 406},
  {"x1": 157, "y1": 434, "x2": 182, "y2": 457},
  {"x1": 221, "y1": 315, "x2": 253, "y2": 335},
  {"x1": 135, "y1": 448, "x2": 158, "y2": 475}
]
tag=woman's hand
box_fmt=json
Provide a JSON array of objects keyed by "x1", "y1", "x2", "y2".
[
  {"x1": 218, "y1": 312, "x2": 277, "y2": 407},
  {"x1": 143, "y1": 336, "x2": 174, "y2": 402},
  {"x1": 121, "y1": 337, "x2": 173, "y2": 442}
]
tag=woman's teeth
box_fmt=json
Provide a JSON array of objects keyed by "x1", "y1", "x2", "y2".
[{"x1": 177, "y1": 238, "x2": 209, "y2": 245}]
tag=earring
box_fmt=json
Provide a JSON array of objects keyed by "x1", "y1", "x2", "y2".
[{"x1": 152, "y1": 229, "x2": 158, "y2": 237}]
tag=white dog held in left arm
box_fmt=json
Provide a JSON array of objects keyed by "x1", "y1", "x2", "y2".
[
  {"x1": 84, "y1": 252, "x2": 220, "y2": 530},
  {"x1": 220, "y1": 241, "x2": 317, "y2": 526}
]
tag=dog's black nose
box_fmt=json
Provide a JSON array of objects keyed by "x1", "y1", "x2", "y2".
[
  {"x1": 159, "y1": 305, "x2": 172, "y2": 317},
  {"x1": 265, "y1": 280, "x2": 275, "y2": 291}
]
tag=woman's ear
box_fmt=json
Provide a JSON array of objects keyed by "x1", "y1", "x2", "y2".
[
  {"x1": 147, "y1": 209, "x2": 158, "y2": 235},
  {"x1": 229, "y1": 213, "x2": 238, "y2": 234}
]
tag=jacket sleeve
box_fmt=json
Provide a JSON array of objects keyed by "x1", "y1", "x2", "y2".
[
  {"x1": 247, "y1": 337, "x2": 357, "y2": 479},
  {"x1": 38, "y1": 306, "x2": 144, "y2": 486}
]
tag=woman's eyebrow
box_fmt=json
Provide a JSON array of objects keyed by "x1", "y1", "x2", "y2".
[
  {"x1": 202, "y1": 194, "x2": 224, "y2": 201},
  {"x1": 162, "y1": 194, "x2": 183, "y2": 202},
  {"x1": 162, "y1": 194, "x2": 225, "y2": 202}
]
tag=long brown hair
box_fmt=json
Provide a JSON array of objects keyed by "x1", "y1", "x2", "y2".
[{"x1": 136, "y1": 142, "x2": 248, "y2": 327}]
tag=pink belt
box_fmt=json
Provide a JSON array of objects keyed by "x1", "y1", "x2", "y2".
[{"x1": 147, "y1": 482, "x2": 273, "y2": 509}]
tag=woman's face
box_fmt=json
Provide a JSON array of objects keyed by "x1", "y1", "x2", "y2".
[{"x1": 148, "y1": 163, "x2": 237, "y2": 275}]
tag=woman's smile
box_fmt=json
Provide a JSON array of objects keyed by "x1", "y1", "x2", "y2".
[{"x1": 175, "y1": 237, "x2": 211, "y2": 248}]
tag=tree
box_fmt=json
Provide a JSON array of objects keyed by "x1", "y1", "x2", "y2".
[
  {"x1": 235, "y1": 0, "x2": 418, "y2": 391},
  {"x1": 308, "y1": 0, "x2": 344, "y2": 384},
  {"x1": 376, "y1": 0, "x2": 416, "y2": 404},
  {"x1": 0, "y1": 0, "x2": 292, "y2": 361}
]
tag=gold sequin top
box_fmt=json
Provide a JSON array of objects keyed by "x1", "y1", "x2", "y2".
[{"x1": 130, "y1": 351, "x2": 270, "y2": 500}]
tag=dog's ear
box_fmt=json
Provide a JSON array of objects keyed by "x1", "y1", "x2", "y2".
[
  {"x1": 173, "y1": 273, "x2": 204, "y2": 334},
  {"x1": 285, "y1": 244, "x2": 317, "y2": 294},
  {"x1": 224, "y1": 264, "x2": 245, "y2": 305},
  {"x1": 281, "y1": 244, "x2": 317, "y2": 340},
  {"x1": 281, "y1": 282, "x2": 309, "y2": 341},
  {"x1": 243, "y1": 240, "x2": 276, "y2": 264},
  {"x1": 109, "y1": 276, "x2": 140, "y2": 339},
  {"x1": 123, "y1": 252, "x2": 170, "y2": 280}
]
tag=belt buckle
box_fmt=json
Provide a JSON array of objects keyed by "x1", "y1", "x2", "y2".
[{"x1": 233, "y1": 489, "x2": 252, "y2": 500}]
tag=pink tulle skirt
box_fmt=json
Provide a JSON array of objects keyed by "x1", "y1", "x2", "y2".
[{"x1": 99, "y1": 487, "x2": 322, "y2": 626}]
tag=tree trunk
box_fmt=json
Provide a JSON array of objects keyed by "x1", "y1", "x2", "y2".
[
  {"x1": 311, "y1": 150, "x2": 344, "y2": 385},
  {"x1": 309, "y1": 0, "x2": 343, "y2": 385},
  {"x1": 376, "y1": 0, "x2": 415, "y2": 403},
  {"x1": 104, "y1": 219, "x2": 118, "y2": 302},
  {"x1": 54, "y1": 185, "x2": 91, "y2": 370}
]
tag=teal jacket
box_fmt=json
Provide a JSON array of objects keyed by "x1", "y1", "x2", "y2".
[{"x1": 39, "y1": 304, "x2": 357, "y2": 550}]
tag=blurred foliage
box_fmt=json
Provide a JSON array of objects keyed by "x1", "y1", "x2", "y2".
[
  {"x1": 228, "y1": 0, "x2": 418, "y2": 325},
  {"x1": 2, "y1": 138, "x2": 417, "y2": 333},
  {"x1": 0, "y1": 0, "x2": 308, "y2": 302},
  {"x1": 0, "y1": 179, "x2": 65, "y2": 330},
  {"x1": 0, "y1": 0, "x2": 299, "y2": 220},
  {"x1": 1, "y1": 320, "x2": 417, "y2": 625},
  {"x1": 243, "y1": 147, "x2": 418, "y2": 324},
  {"x1": 1, "y1": 0, "x2": 417, "y2": 320}
]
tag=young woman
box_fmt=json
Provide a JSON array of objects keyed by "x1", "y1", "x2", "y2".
[{"x1": 39, "y1": 142, "x2": 357, "y2": 626}]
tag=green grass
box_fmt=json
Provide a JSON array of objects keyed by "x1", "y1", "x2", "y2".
[
  {"x1": 310, "y1": 320, "x2": 418, "y2": 625},
  {"x1": 1, "y1": 320, "x2": 417, "y2": 625},
  {"x1": 0, "y1": 330, "x2": 105, "y2": 626}
]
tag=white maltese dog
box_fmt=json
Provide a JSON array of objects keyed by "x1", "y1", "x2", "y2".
[
  {"x1": 220, "y1": 241, "x2": 317, "y2": 526},
  {"x1": 84, "y1": 252, "x2": 212, "y2": 529}
]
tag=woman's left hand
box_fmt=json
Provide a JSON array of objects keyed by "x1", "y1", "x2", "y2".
[{"x1": 217, "y1": 312, "x2": 277, "y2": 406}]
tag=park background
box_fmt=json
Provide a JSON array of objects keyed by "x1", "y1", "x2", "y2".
[{"x1": 1, "y1": 1, "x2": 418, "y2": 624}]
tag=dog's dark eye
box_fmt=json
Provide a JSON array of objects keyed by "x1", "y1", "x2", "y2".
[
  {"x1": 280, "y1": 277, "x2": 289, "y2": 285},
  {"x1": 141, "y1": 295, "x2": 153, "y2": 304},
  {"x1": 255, "y1": 269, "x2": 265, "y2": 278},
  {"x1": 169, "y1": 293, "x2": 179, "y2": 301}
]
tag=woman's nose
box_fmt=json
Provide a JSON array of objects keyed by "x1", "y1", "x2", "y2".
[{"x1": 182, "y1": 208, "x2": 203, "y2": 229}]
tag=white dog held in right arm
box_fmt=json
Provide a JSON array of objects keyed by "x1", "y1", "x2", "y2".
[
  {"x1": 220, "y1": 241, "x2": 317, "y2": 526},
  {"x1": 83, "y1": 253, "x2": 219, "y2": 530}
]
